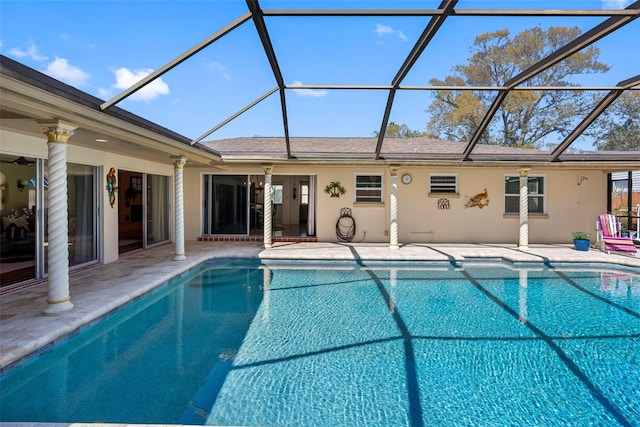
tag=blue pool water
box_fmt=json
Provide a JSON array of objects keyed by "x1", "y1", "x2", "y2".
[{"x1": 1, "y1": 259, "x2": 639, "y2": 426}]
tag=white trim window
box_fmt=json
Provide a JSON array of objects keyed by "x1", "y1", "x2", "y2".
[
  {"x1": 429, "y1": 174, "x2": 458, "y2": 195},
  {"x1": 355, "y1": 174, "x2": 383, "y2": 203},
  {"x1": 504, "y1": 175, "x2": 546, "y2": 214}
]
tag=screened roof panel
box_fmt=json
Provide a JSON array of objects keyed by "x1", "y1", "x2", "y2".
[
  {"x1": 265, "y1": 15, "x2": 428, "y2": 85},
  {"x1": 387, "y1": 90, "x2": 433, "y2": 137},
  {"x1": 477, "y1": 89, "x2": 608, "y2": 153},
  {"x1": 1, "y1": 0, "x2": 638, "y2": 163},
  {"x1": 559, "y1": 91, "x2": 640, "y2": 156},
  {"x1": 115, "y1": 22, "x2": 277, "y2": 140},
  {"x1": 568, "y1": 20, "x2": 640, "y2": 86},
  {"x1": 424, "y1": 89, "x2": 500, "y2": 144},
  {"x1": 286, "y1": 89, "x2": 390, "y2": 138},
  {"x1": 198, "y1": 93, "x2": 286, "y2": 141},
  {"x1": 402, "y1": 14, "x2": 632, "y2": 87}
]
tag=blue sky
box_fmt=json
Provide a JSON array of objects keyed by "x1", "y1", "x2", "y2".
[{"x1": 1, "y1": 0, "x2": 637, "y2": 151}]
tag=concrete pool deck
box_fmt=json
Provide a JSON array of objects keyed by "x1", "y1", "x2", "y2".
[{"x1": 1, "y1": 241, "x2": 639, "y2": 372}]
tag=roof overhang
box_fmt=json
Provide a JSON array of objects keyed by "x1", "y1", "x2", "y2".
[{"x1": 0, "y1": 55, "x2": 222, "y2": 167}]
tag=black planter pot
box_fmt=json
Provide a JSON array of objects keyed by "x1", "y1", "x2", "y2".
[
  {"x1": 5, "y1": 223, "x2": 17, "y2": 240},
  {"x1": 14, "y1": 226, "x2": 28, "y2": 242}
]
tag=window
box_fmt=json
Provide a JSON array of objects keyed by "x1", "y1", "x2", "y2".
[
  {"x1": 610, "y1": 170, "x2": 640, "y2": 233},
  {"x1": 272, "y1": 184, "x2": 283, "y2": 205},
  {"x1": 301, "y1": 183, "x2": 309, "y2": 205},
  {"x1": 504, "y1": 175, "x2": 546, "y2": 214},
  {"x1": 430, "y1": 174, "x2": 458, "y2": 194},
  {"x1": 355, "y1": 174, "x2": 383, "y2": 203}
]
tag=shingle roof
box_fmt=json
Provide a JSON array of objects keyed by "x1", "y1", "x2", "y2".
[{"x1": 202, "y1": 136, "x2": 550, "y2": 161}]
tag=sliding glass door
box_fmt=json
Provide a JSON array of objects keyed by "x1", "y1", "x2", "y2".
[
  {"x1": 203, "y1": 175, "x2": 248, "y2": 235},
  {"x1": 67, "y1": 162, "x2": 97, "y2": 266},
  {"x1": 118, "y1": 170, "x2": 170, "y2": 253},
  {"x1": 147, "y1": 174, "x2": 170, "y2": 245}
]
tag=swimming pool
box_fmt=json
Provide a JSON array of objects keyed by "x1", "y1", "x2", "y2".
[{"x1": 1, "y1": 258, "x2": 638, "y2": 426}]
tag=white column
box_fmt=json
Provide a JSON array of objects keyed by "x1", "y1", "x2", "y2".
[
  {"x1": 39, "y1": 120, "x2": 77, "y2": 314},
  {"x1": 263, "y1": 166, "x2": 273, "y2": 248},
  {"x1": 389, "y1": 166, "x2": 400, "y2": 249},
  {"x1": 171, "y1": 156, "x2": 188, "y2": 261},
  {"x1": 518, "y1": 168, "x2": 530, "y2": 251}
]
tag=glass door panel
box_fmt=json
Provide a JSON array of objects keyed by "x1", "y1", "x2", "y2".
[
  {"x1": 210, "y1": 175, "x2": 247, "y2": 235},
  {"x1": 147, "y1": 174, "x2": 170, "y2": 245},
  {"x1": 0, "y1": 154, "x2": 37, "y2": 286},
  {"x1": 68, "y1": 163, "x2": 97, "y2": 266}
]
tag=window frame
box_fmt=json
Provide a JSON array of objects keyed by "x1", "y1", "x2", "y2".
[
  {"x1": 354, "y1": 173, "x2": 383, "y2": 204},
  {"x1": 429, "y1": 174, "x2": 459, "y2": 195},
  {"x1": 504, "y1": 174, "x2": 547, "y2": 215}
]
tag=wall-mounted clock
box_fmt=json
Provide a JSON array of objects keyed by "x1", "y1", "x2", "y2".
[{"x1": 401, "y1": 173, "x2": 412, "y2": 185}]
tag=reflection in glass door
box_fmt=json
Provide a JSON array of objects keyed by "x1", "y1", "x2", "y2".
[
  {"x1": 68, "y1": 163, "x2": 97, "y2": 266},
  {"x1": 203, "y1": 175, "x2": 248, "y2": 235},
  {"x1": 147, "y1": 174, "x2": 170, "y2": 245},
  {"x1": 0, "y1": 157, "x2": 98, "y2": 287},
  {"x1": 118, "y1": 170, "x2": 143, "y2": 254},
  {"x1": 119, "y1": 170, "x2": 170, "y2": 254},
  {"x1": 0, "y1": 154, "x2": 37, "y2": 287}
]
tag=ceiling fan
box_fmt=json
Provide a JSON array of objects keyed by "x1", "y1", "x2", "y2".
[{"x1": 1, "y1": 156, "x2": 36, "y2": 166}]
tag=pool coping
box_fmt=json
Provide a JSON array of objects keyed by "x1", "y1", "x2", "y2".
[{"x1": 1, "y1": 241, "x2": 639, "y2": 372}]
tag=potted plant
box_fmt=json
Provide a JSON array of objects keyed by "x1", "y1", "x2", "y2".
[{"x1": 572, "y1": 231, "x2": 591, "y2": 251}]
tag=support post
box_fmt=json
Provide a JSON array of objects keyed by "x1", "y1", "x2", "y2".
[
  {"x1": 263, "y1": 166, "x2": 273, "y2": 248},
  {"x1": 518, "y1": 168, "x2": 531, "y2": 251},
  {"x1": 389, "y1": 166, "x2": 400, "y2": 249},
  {"x1": 38, "y1": 120, "x2": 77, "y2": 314},
  {"x1": 171, "y1": 156, "x2": 188, "y2": 261}
]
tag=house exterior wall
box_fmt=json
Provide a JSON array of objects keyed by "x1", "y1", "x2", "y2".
[
  {"x1": 184, "y1": 164, "x2": 607, "y2": 245},
  {"x1": 1, "y1": 129, "x2": 174, "y2": 264}
]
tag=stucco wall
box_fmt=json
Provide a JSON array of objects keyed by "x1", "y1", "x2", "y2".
[
  {"x1": 0, "y1": 124, "x2": 614, "y2": 253},
  {"x1": 185, "y1": 164, "x2": 607, "y2": 245},
  {"x1": 391, "y1": 167, "x2": 606, "y2": 244}
]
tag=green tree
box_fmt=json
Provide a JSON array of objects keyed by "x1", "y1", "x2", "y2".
[
  {"x1": 592, "y1": 92, "x2": 640, "y2": 151},
  {"x1": 427, "y1": 26, "x2": 609, "y2": 148},
  {"x1": 374, "y1": 121, "x2": 430, "y2": 138}
]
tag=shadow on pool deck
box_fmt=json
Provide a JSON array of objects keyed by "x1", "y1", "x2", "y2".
[{"x1": 1, "y1": 241, "x2": 639, "y2": 373}]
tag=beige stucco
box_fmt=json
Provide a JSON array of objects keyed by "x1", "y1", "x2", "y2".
[
  {"x1": 183, "y1": 164, "x2": 608, "y2": 245},
  {"x1": 0, "y1": 124, "x2": 613, "y2": 268}
]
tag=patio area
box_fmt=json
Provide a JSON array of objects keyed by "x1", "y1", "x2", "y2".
[{"x1": 1, "y1": 241, "x2": 639, "y2": 372}]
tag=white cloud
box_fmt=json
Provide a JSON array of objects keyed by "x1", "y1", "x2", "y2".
[
  {"x1": 98, "y1": 87, "x2": 111, "y2": 99},
  {"x1": 290, "y1": 81, "x2": 327, "y2": 98},
  {"x1": 375, "y1": 23, "x2": 408, "y2": 41},
  {"x1": 209, "y1": 61, "x2": 232, "y2": 80},
  {"x1": 8, "y1": 42, "x2": 48, "y2": 61},
  {"x1": 45, "y1": 57, "x2": 90, "y2": 86},
  {"x1": 112, "y1": 67, "x2": 170, "y2": 101},
  {"x1": 601, "y1": 0, "x2": 633, "y2": 8},
  {"x1": 376, "y1": 24, "x2": 394, "y2": 36}
]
